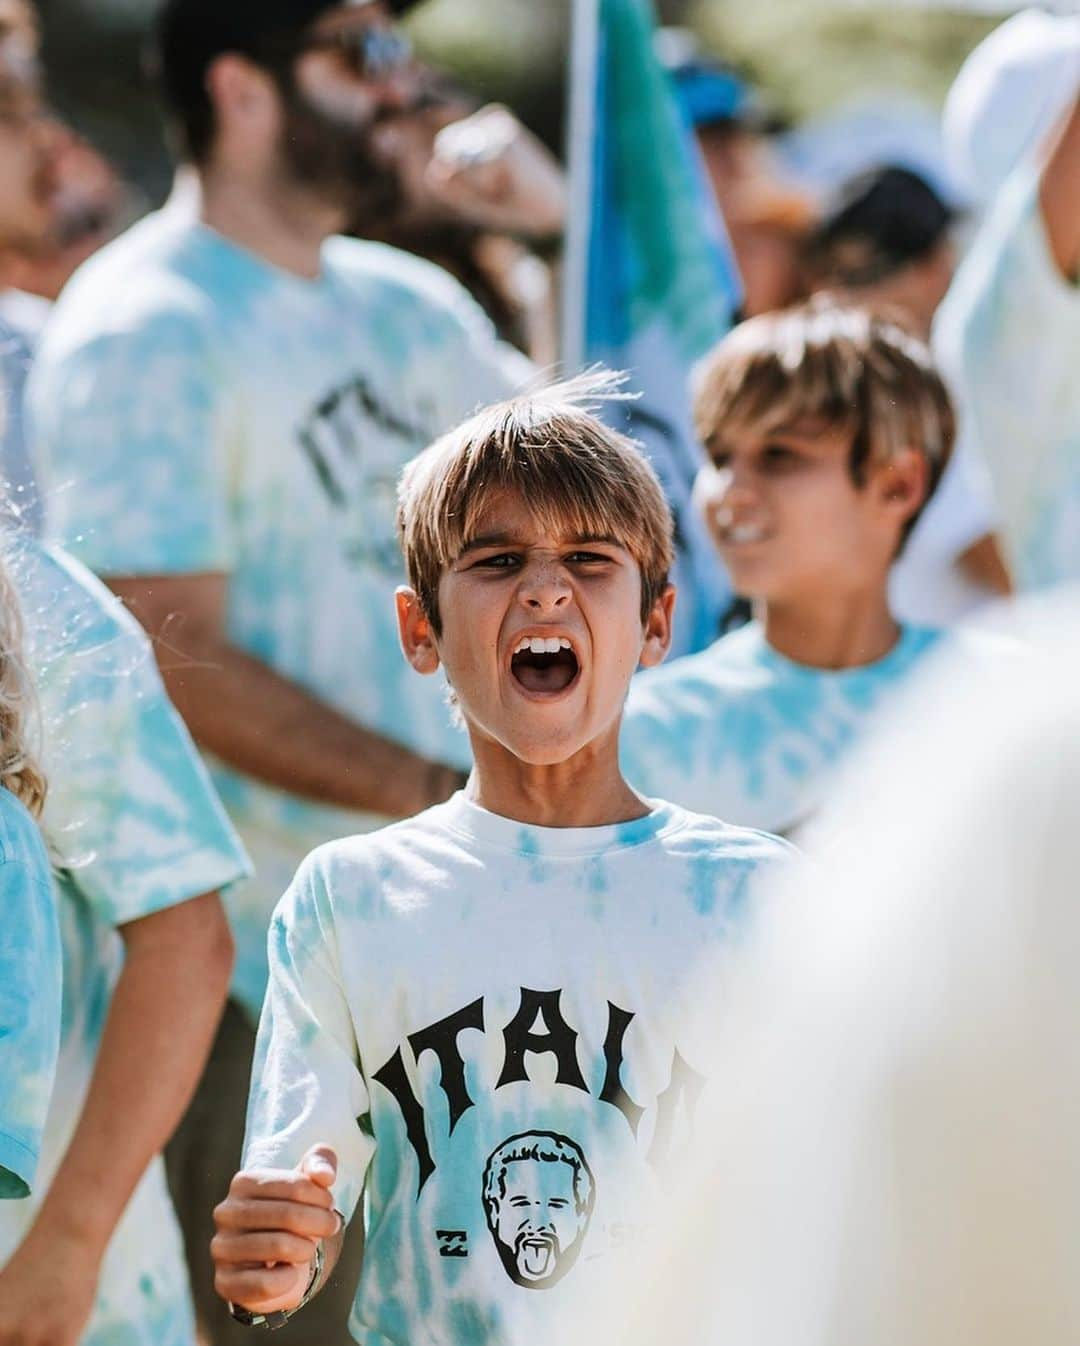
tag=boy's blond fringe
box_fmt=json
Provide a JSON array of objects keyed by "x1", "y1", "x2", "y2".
[{"x1": 0, "y1": 543, "x2": 46, "y2": 817}]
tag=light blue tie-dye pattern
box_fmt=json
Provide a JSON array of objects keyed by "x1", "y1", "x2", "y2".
[
  {"x1": 244, "y1": 794, "x2": 793, "y2": 1346},
  {"x1": 621, "y1": 623, "x2": 943, "y2": 835},
  {"x1": 935, "y1": 163, "x2": 1080, "y2": 590},
  {"x1": 0, "y1": 787, "x2": 59, "y2": 1200},
  {"x1": 30, "y1": 212, "x2": 528, "y2": 1023},
  {"x1": 0, "y1": 538, "x2": 251, "y2": 1346}
]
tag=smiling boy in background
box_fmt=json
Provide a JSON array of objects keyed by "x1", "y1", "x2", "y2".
[{"x1": 621, "y1": 300, "x2": 968, "y2": 836}]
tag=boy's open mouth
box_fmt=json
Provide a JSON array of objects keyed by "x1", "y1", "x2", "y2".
[{"x1": 510, "y1": 637, "x2": 580, "y2": 694}]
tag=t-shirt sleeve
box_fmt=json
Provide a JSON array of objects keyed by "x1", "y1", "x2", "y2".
[
  {"x1": 0, "y1": 832, "x2": 61, "y2": 1199},
  {"x1": 28, "y1": 306, "x2": 236, "y2": 576},
  {"x1": 934, "y1": 163, "x2": 1080, "y2": 552},
  {"x1": 243, "y1": 853, "x2": 374, "y2": 1226},
  {"x1": 25, "y1": 544, "x2": 251, "y2": 928}
]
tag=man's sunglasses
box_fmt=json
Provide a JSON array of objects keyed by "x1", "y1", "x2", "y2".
[{"x1": 300, "y1": 24, "x2": 413, "y2": 80}]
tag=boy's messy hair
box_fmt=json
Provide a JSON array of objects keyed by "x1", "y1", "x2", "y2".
[
  {"x1": 397, "y1": 371, "x2": 674, "y2": 634},
  {"x1": 693, "y1": 299, "x2": 955, "y2": 544}
]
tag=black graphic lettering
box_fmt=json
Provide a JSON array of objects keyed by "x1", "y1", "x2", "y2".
[
  {"x1": 436, "y1": 1230, "x2": 469, "y2": 1258},
  {"x1": 599, "y1": 1002, "x2": 644, "y2": 1135},
  {"x1": 496, "y1": 989, "x2": 588, "y2": 1093},
  {"x1": 482, "y1": 1132, "x2": 595, "y2": 1289},
  {"x1": 296, "y1": 374, "x2": 434, "y2": 574},
  {"x1": 372, "y1": 1048, "x2": 435, "y2": 1194},
  {"x1": 409, "y1": 997, "x2": 485, "y2": 1136},
  {"x1": 648, "y1": 1049, "x2": 707, "y2": 1170}
]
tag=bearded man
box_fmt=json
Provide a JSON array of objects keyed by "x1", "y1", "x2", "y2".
[{"x1": 28, "y1": 2, "x2": 529, "y2": 1341}]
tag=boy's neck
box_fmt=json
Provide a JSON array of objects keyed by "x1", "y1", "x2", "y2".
[
  {"x1": 760, "y1": 592, "x2": 902, "y2": 670},
  {"x1": 466, "y1": 729, "x2": 649, "y2": 829}
]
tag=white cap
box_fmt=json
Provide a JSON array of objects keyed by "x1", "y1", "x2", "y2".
[{"x1": 943, "y1": 7, "x2": 1080, "y2": 210}]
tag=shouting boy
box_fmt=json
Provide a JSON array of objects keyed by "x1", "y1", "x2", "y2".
[
  {"x1": 211, "y1": 376, "x2": 793, "y2": 1341},
  {"x1": 622, "y1": 300, "x2": 971, "y2": 836}
]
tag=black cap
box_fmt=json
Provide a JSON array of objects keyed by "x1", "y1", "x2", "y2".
[{"x1": 811, "y1": 165, "x2": 956, "y2": 285}]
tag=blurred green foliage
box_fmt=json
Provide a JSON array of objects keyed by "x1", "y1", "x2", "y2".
[{"x1": 34, "y1": 0, "x2": 1000, "y2": 200}]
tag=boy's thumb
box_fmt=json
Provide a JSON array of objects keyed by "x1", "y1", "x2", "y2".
[{"x1": 299, "y1": 1144, "x2": 338, "y2": 1188}]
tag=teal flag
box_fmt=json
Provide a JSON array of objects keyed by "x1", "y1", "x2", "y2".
[{"x1": 572, "y1": 0, "x2": 742, "y2": 655}]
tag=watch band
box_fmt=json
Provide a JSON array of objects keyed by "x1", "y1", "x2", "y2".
[{"x1": 228, "y1": 1238, "x2": 326, "y2": 1330}]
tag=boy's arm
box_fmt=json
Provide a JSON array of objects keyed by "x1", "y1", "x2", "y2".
[
  {"x1": 0, "y1": 893, "x2": 233, "y2": 1346},
  {"x1": 1039, "y1": 92, "x2": 1080, "y2": 281},
  {"x1": 212, "y1": 1146, "x2": 346, "y2": 1317},
  {"x1": 109, "y1": 573, "x2": 464, "y2": 819}
]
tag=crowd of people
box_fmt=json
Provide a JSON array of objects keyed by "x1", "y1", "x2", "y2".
[{"x1": 0, "y1": 0, "x2": 1077, "y2": 1344}]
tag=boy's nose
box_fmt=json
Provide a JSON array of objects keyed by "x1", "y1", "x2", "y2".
[{"x1": 518, "y1": 562, "x2": 572, "y2": 611}]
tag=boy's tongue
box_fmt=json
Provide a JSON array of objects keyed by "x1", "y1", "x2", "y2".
[{"x1": 512, "y1": 650, "x2": 577, "y2": 693}]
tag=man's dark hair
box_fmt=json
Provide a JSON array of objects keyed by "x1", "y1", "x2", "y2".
[{"x1": 152, "y1": 0, "x2": 416, "y2": 163}]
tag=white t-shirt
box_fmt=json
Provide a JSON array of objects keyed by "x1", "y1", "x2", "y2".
[
  {"x1": 935, "y1": 162, "x2": 1080, "y2": 589},
  {"x1": 29, "y1": 212, "x2": 529, "y2": 1021},
  {"x1": 243, "y1": 792, "x2": 793, "y2": 1346}
]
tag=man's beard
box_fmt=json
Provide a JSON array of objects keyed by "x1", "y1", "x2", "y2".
[{"x1": 277, "y1": 85, "x2": 404, "y2": 226}]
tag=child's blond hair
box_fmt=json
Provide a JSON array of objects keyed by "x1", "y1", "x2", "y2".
[
  {"x1": 397, "y1": 372, "x2": 674, "y2": 633},
  {"x1": 693, "y1": 300, "x2": 955, "y2": 543},
  {"x1": 0, "y1": 543, "x2": 45, "y2": 817}
]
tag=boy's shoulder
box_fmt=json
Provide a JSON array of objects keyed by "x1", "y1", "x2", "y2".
[{"x1": 645, "y1": 799, "x2": 797, "y2": 866}]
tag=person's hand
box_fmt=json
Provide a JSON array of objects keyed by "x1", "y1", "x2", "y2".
[
  {"x1": 425, "y1": 104, "x2": 566, "y2": 240},
  {"x1": 212, "y1": 1145, "x2": 342, "y2": 1316},
  {"x1": 0, "y1": 1226, "x2": 100, "y2": 1346}
]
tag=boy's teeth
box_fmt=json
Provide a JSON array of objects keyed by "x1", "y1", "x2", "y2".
[{"x1": 513, "y1": 635, "x2": 574, "y2": 656}]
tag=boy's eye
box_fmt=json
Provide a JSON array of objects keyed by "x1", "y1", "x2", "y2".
[
  {"x1": 472, "y1": 552, "x2": 520, "y2": 570},
  {"x1": 566, "y1": 550, "x2": 612, "y2": 565},
  {"x1": 761, "y1": 444, "x2": 800, "y2": 469}
]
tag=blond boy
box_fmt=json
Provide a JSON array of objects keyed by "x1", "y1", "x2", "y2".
[
  {"x1": 622, "y1": 300, "x2": 969, "y2": 835},
  {"x1": 211, "y1": 376, "x2": 793, "y2": 1343}
]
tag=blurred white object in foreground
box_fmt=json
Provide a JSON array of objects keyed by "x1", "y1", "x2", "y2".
[
  {"x1": 943, "y1": 8, "x2": 1080, "y2": 209},
  {"x1": 565, "y1": 594, "x2": 1080, "y2": 1346}
]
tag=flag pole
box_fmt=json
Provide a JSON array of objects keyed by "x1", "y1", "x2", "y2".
[{"x1": 560, "y1": 0, "x2": 601, "y2": 373}]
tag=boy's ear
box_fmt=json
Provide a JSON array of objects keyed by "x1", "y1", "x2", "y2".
[
  {"x1": 875, "y1": 447, "x2": 929, "y2": 527},
  {"x1": 396, "y1": 587, "x2": 441, "y2": 676},
  {"x1": 639, "y1": 584, "x2": 677, "y2": 670}
]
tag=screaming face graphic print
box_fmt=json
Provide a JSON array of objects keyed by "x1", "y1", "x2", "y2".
[{"x1": 482, "y1": 1133, "x2": 595, "y2": 1289}]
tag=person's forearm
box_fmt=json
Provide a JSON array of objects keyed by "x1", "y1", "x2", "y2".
[
  {"x1": 1040, "y1": 93, "x2": 1080, "y2": 280},
  {"x1": 153, "y1": 631, "x2": 460, "y2": 819},
  {"x1": 18, "y1": 894, "x2": 232, "y2": 1264}
]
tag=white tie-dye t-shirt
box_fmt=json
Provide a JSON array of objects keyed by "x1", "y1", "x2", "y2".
[
  {"x1": 934, "y1": 163, "x2": 1080, "y2": 590},
  {"x1": 620, "y1": 623, "x2": 945, "y2": 836},
  {"x1": 29, "y1": 211, "x2": 528, "y2": 1021},
  {"x1": 0, "y1": 786, "x2": 59, "y2": 1201},
  {"x1": 0, "y1": 538, "x2": 251, "y2": 1346},
  {"x1": 243, "y1": 793, "x2": 793, "y2": 1346}
]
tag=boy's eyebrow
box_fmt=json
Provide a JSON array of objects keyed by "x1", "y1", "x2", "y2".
[{"x1": 457, "y1": 530, "x2": 629, "y2": 556}]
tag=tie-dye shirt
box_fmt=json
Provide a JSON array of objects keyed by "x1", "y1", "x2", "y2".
[
  {"x1": 244, "y1": 793, "x2": 792, "y2": 1346},
  {"x1": 29, "y1": 210, "x2": 528, "y2": 1022},
  {"x1": 620, "y1": 623, "x2": 944, "y2": 836},
  {"x1": 0, "y1": 786, "x2": 59, "y2": 1200},
  {"x1": 0, "y1": 538, "x2": 251, "y2": 1346},
  {"x1": 935, "y1": 163, "x2": 1080, "y2": 590}
]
